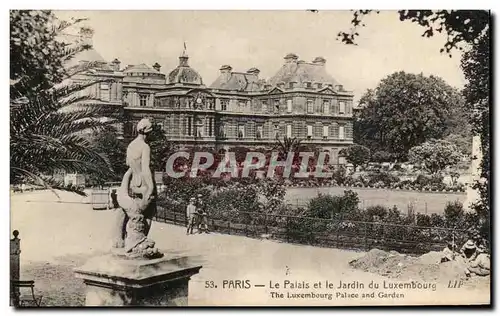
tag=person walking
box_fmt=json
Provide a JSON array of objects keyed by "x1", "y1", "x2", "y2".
[
  {"x1": 109, "y1": 189, "x2": 119, "y2": 209},
  {"x1": 186, "y1": 197, "x2": 197, "y2": 235},
  {"x1": 197, "y1": 194, "x2": 209, "y2": 234}
]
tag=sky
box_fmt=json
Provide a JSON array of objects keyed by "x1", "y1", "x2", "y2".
[{"x1": 55, "y1": 10, "x2": 467, "y2": 102}]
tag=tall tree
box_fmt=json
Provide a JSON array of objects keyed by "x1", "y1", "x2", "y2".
[
  {"x1": 337, "y1": 10, "x2": 490, "y2": 56},
  {"x1": 10, "y1": 10, "x2": 92, "y2": 100},
  {"x1": 339, "y1": 144, "x2": 370, "y2": 171},
  {"x1": 443, "y1": 133, "x2": 472, "y2": 157},
  {"x1": 338, "y1": 9, "x2": 490, "y2": 242},
  {"x1": 461, "y1": 32, "x2": 490, "y2": 240},
  {"x1": 408, "y1": 139, "x2": 461, "y2": 175},
  {"x1": 354, "y1": 71, "x2": 463, "y2": 158},
  {"x1": 148, "y1": 123, "x2": 174, "y2": 172}
]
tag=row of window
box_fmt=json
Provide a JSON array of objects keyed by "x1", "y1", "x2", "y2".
[
  {"x1": 183, "y1": 123, "x2": 348, "y2": 140},
  {"x1": 284, "y1": 124, "x2": 346, "y2": 139},
  {"x1": 222, "y1": 125, "x2": 347, "y2": 139},
  {"x1": 127, "y1": 72, "x2": 164, "y2": 78},
  {"x1": 220, "y1": 98, "x2": 349, "y2": 114},
  {"x1": 130, "y1": 118, "x2": 349, "y2": 140},
  {"x1": 274, "y1": 82, "x2": 342, "y2": 90},
  {"x1": 152, "y1": 96, "x2": 350, "y2": 115}
]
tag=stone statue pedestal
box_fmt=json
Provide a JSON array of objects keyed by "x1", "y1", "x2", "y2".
[{"x1": 74, "y1": 254, "x2": 202, "y2": 306}]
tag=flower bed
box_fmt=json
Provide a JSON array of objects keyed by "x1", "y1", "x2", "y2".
[{"x1": 283, "y1": 180, "x2": 466, "y2": 193}]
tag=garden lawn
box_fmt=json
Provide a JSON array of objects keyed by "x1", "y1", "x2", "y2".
[{"x1": 285, "y1": 187, "x2": 466, "y2": 215}]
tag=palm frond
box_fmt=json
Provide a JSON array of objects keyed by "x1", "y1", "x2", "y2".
[
  {"x1": 53, "y1": 78, "x2": 113, "y2": 99},
  {"x1": 65, "y1": 62, "x2": 110, "y2": 78},
  {"x1": 10, "y1": 11, "x2": 119, "y2": 192},
  {"x1": 11, "y1": 83, "x2": 119, "y2": 187},
  {"x1": 50, "y1": 17, "x2": 90, "y2": 36},
  {"x1": 273, "y1": 136, "x2": 303, "y2": 154},
  {"x1": 12, "y1": 167, "x2": 88, "y2": 197},
  {"x1": 10, "y1": 167, "x2": 61, "y2": 199}
]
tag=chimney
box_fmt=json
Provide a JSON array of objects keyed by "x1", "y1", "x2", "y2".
[
  {"x1": 78, "y1": 27, "x2": 94, "y2": 47},
  {"x1": 220, "y1": 65, "x2": 233, "y2": 82},
  {"x1": 246, "y1": 67, "x2": 260, "y2": 77},
  {"x1": 220, "y1": 65, "x2": 232, "y2": 73},
  {"x1": 284, "y1": 53, "x2": 299, "y2": 63},
  {"x1": 312, "y1": 56, "x2": 326, "y2": 66},
  {"x1": 153, "y1": 62, "x2": 161, "y2": 72},
  {"x1": 111, "y1": 58, "x2": 121, "y2": 71}
]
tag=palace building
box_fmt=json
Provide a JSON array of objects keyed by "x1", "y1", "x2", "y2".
[{"x1": 72, "y1": 44, "x2": 355, "y2": 164}]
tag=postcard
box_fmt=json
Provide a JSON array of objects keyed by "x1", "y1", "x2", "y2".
[{"x1": 9, "y1": 9, "x2": 491, "y2": 307}]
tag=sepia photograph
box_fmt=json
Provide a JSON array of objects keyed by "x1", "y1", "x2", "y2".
[{"x1": 9, "y1": 8, "x2": 491, "y2": 307}]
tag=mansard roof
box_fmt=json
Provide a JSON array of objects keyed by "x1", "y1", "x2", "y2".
[
  {"x1": 268, "y1": 55, "x2": 341, "y2": 87},
  {"x1": 124, "y1": 63, "x2": 161, "y2": 75},
  {"x1": 210, "y1": 72, "x2": 264, "y2": 92}
]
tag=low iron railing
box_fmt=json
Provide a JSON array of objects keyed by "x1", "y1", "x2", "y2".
[{"x1": 153, "y1": 207, "x2": 466, "y2": 255}]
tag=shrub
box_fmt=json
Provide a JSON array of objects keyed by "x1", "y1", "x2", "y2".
[
  {"x1": 430, "y1": 213, "x2": 445, "y2": 227},
  {"x1": 444, "y1": 201, "x2": 464, "y2": 228},
  {"x1": 367, "y1": 171, "x2": 400, "y2": 187},
  {"x1": 364, "y1": 205, "x2": 389, "y2": 221},
  {"x1": 365, "y1": 162, "x2": 382, "y2": 172},
  {"x1": 392, "y1": 163, "x2": 403, "y2": 171},
  {"x1": 398, "y1": 180, "x2": 413, "y2": 190},
  {"x1": 413, "y1": 174, "x2": 444, "y2": 190},
  {"x1": 307, "y1": 190, "x2": 360, "y2": 220},
  {"x1": 206, "y1": 185, "x2": 261, "y2": 224},
  {"x1": 161, "y1": 177, "x2": 212, "y2": 205},
  {"x1": 255, "y1": 178, "x2": 286, "y2": 213},
  {"x1": 408, "y1": 139, "x2": 462, "y2": 175},
  {"x1": 306, "y1": 194, "x2": 336, "y2": 219},
  {"x1": 332, "y1": 166, "x2": 347, "y2": 184},
  {"x1": 286, "y1": 207, "x2": 327, "y2": 243},
  {"x1": 344, "y1": 175, "x2": 357, "y2": 186},
  {"x1": 416, "y1": 213, "x2": 431, "y2": 227},
  {"x1": 339, "y1": 145, "x2": 371, "y2": 171},
  {"x1": 384, "y1": 206, "x2": 403, "y2": 223},
  {"x1": 372, "y1": 151, "x2": 394, "y2": 163},
  {"x1": 449, "y1": 182, "x2": 466, "y2": 192},
  {"x1": 374, "y1": 181, "x2": 385, "y2": 188}
]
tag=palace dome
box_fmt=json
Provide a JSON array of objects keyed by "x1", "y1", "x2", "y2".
[{"x1": 167, "y1": 53, "x2": 203, "y2": 85}]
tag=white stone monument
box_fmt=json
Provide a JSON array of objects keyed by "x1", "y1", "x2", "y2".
[{"x1": 464, "y1": 135, "x2": 483, "y2": 213}]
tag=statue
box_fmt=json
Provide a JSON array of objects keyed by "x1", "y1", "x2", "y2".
[{"x1": 112, "y1": 118, "x2": 163, "y2": 259}]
